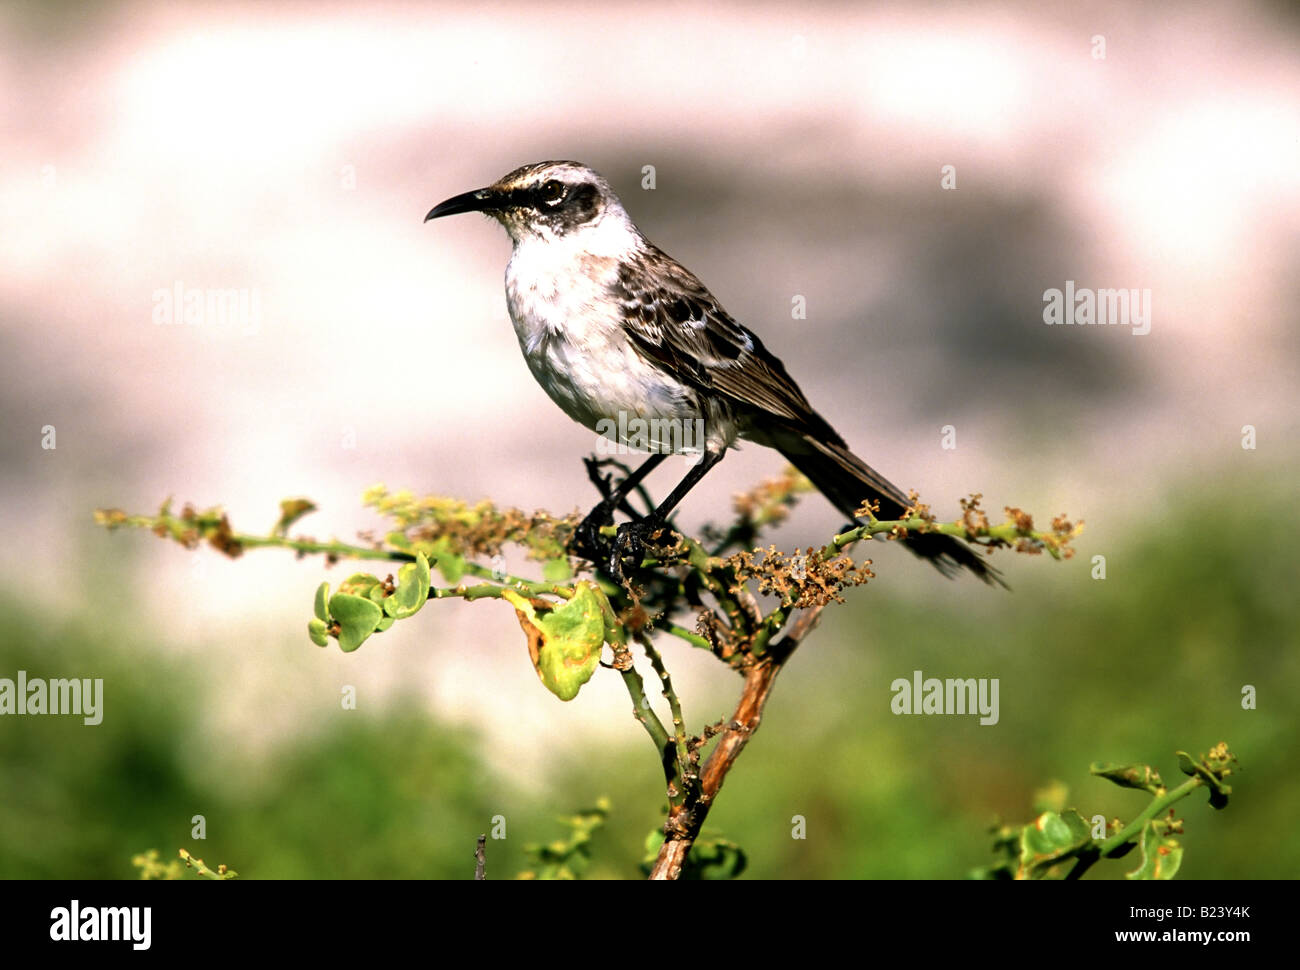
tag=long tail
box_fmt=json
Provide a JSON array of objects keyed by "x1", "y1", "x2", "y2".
[{"x1": 771, "y1": 429, "x2": 1007, "y2": 588}]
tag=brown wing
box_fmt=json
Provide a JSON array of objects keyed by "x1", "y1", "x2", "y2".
[
  {"x1": 613, "y1": 248, "x2": 1004, "y2": 585},
  {"x1": 613, "y1": 245, "x2": 845, "y2": 444}
]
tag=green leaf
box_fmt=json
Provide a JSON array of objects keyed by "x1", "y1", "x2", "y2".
[
  {"x1": 337, "y1": 572, "x2": 382, "y2": 598},
  {"x1": 685, "y1": 836, "x2": 748, "y2": 880},
  {"x1": 502, "y1": 581, "x2": 606, "y2": 701},
  {"x1": 307, "y1": 618, "x2": 329, "y2": 647},
  {"x1": 1126, "y1": 822, "x2": 1183, "y2": 880},
  {"x1": 328, "y1": 593, "x2": 384, "y2": 652},
  {"x1": 384, "y1": 552, "x2": 431, "y2": 619},
  {"x1": 1017, "y1": 810, "x2": 1092, "y2": 879},
  {"x1": 1175, "y1": 749, "x2": 1232, "y2": 809},
  {"x1": 1091, "y1": 762, "x2": 1166, "y2": 796},
  {"x1": 313, "y1": 582, "x2": 330, "y2": 622}
]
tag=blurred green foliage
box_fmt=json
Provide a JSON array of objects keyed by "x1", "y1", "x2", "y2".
[{"x1": 1, "y1": 478, "x2": 1294, "y2": 878}]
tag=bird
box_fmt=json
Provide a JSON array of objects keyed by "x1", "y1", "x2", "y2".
[{"x1": 425, "y1": 160, "x2": 1003, "y2": 587}]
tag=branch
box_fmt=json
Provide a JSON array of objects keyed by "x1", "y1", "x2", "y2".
[
  {"x1": 975, "y1": 743, "x2": 1238, "y2": 880},
  {"x1": 98, "y1": 473, "x2": 1081, "y2": 881},
  {"x1": 647, "y1": 588, "x2": 835, "y2": 880}
]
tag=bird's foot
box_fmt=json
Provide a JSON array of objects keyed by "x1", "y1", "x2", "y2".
[
  {"x1": 570, "y1": 501, "x2": 615, "y2": 564},
  {"x1": 608, "y1": 516, "x2": 670, "y2": 582}
]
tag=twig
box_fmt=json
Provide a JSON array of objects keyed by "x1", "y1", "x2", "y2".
[{"x1": 474, "y1": 834, "x2": 487, "y2": 880}]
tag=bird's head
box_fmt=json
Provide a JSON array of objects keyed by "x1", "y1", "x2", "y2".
[{"x1": 425, "y1": 161, "x2": 634, "y2": 246}]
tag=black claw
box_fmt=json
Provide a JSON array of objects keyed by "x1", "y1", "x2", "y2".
[
  {"x1": 607, "y1": 517, "x2": 670, "y2": 581},
  {"x1": 570, "y1": 501, "x2": 614, "y2": 563},
  {"x1": 609, "y1": 524, "x2": 641, "y2": 580}
]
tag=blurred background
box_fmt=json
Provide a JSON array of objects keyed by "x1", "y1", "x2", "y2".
[{"x1": 1, "y1": 0, "x2": 1297, "y2": 878}]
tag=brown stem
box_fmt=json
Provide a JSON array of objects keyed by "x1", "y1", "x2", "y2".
[{"x1": 646, "y1": 602, "x2": 830, "y2": 880}]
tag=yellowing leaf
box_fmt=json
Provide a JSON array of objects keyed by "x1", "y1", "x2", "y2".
[{"x1": 502, "y1": 582, "x2": 606, "y2": 701}]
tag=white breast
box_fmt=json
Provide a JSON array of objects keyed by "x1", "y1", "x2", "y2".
[{"x1": 503, "y1": 227, "x2": 731, "y2": 454}]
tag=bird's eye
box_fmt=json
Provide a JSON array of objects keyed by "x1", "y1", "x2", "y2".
[{"x1": 539, "y1": 180, "x2": 565, "y2": 205}]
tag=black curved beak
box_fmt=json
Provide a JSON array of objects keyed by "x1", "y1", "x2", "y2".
[{"x1": 424, "y1": 187, "x2": 498, "y2": 222}]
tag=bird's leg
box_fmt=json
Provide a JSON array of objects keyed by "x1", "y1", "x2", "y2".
[
  {"x1": 610, "y1": 449, "x2": 725, "y2": 580},
  {"x1": 571, "y1": 453, "x2": 667, "y2": 562},
  {"x1": 583, "y1": 457, "x2": 651, "y2": 521}
]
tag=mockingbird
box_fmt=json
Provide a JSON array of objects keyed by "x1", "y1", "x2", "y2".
[{"x1": 426, "y1": 160, "x2": 1002, "y2": 586}]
